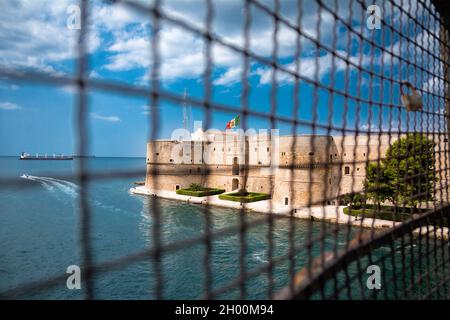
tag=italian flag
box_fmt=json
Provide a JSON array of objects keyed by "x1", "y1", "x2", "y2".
[{"x1": 225, "y1": 115, "x2": 240, "y2": 129}]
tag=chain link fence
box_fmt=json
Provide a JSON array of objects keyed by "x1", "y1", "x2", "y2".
[{"x1": 0, "y1": 0, "x2": 450, "y2": 299}]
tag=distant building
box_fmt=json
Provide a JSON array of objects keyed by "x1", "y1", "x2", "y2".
[{"x1": 144, "y1": 130, "x2": 450, "y2": 207}]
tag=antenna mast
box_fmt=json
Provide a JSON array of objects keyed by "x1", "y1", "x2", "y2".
[
  {"x1": 183, "y1": 88, "x2": 187, "y2": 131},
  {"x1": 182, "y1": 88, "x2": 192, "y2": 132}
]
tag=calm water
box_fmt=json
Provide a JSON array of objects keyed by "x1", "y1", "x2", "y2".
[{"x1": 0, "y1": 157, "x2": 447, "y2": 299}]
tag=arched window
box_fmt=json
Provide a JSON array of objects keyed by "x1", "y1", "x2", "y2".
[{"x1": 232, "y1": 178, "x2": 239, "y2": 190}]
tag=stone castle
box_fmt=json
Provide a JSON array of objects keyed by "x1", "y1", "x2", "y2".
[{"x1": 144, "y1": 129, "x2": 449, "y2": 208}]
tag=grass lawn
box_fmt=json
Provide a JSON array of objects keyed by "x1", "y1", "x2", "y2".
[
  {"x1": 344, "y1": 206, "x2": 411, "y2": 222},
  {"x1": 176, "y1": 187, "x2": 225, "y2": 197},
  {"x1": 218, "y1": 191, "x2": 271, "y2": 203},
  {"x1": 343, "y1": 205, "x2": 448, "y2": 227}
]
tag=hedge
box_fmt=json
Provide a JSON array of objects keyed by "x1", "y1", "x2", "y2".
[
  {"x1": 219, "y1": 192, "x2": 271, "y2": 203},
  {"x1": 176, "y1": 188, "x2": 225, "y2": 197},
  {"x1": 344, "y1": 206, "x2": 411, "y2": 222},
  {"x1": 342, "y1": 205, "x2": 448, "y2": 225}
]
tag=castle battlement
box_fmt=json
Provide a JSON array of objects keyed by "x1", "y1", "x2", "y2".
[{"x1": 144, "y1": 132, "x2": 450, "y2": 207}]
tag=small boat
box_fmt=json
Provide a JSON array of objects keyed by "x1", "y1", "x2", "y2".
[{"x1": 19, "y1": 152, "x2": 73, "y2": 160}]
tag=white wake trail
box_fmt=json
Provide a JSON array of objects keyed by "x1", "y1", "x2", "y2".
[
  {"x1": 21, "y1": 175, "x2": 78, "y2": 198},
  {"x1": 20, "y1": 174, "x2": 125, "y2": 213},
  {"x1": 20, "y1": 174, "x2": 55, "y2": 191}
]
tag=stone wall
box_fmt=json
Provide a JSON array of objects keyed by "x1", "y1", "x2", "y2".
[{"x1": 145, "y1": 132, "x2": 450, "y2": 207}]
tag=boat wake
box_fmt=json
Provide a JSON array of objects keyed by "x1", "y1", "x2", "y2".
[
  {"x1": 20, "y1": 174, "x2": 78, "y2": 198},
  {"x1": 252, "y1": 251, "x2": 268, "y2": 264},
  {"x1": 20, "y1": 174, "x2": 125, "y2": 213}
]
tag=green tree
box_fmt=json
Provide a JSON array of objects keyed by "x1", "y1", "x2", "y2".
[
  {"x1": 364, "y1": 133, "x2": 436, "y2": 210},
  {"x1": 364, "y1": 162, "x2": 394, "y2": 211},
  {"x1": 341, "y1": 192, "x2": 366, "y2": 209}
]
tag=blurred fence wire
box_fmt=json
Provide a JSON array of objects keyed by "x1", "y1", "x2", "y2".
[{"x1": 0, "y1": 0, "x2": 450, "y2": 300}]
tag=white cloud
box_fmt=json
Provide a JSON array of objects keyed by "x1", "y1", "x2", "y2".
[
  {"x1": 0, "y1": 0, "x2": 438, "y2": 89},
  {"x1": 0, "y1": 80, "x2": 19, "y2": 91},
  {"x1": 94, "y1": 2, "x2": 147, "y2": 31},
  {"x1": 141, "y1": 105, "x2": 162, "y2": 115},
  {"x1": 0, "y1": 0, "x2": 100, "y2": 74},
  {"x1": 60, "y1": 85, "x2": 77, "y2": 94},
  {"x1": 214, "y1": 67, "x2": 242, "y2": 86},
  {"x1": 141, "y1": 105, "x2": 151, "y2": 115},
  {"x1": 106, "y1": 25, "x2": 207, "y2": 82},
  {"x1": 360, "y1": 123, "x2": 383, "y2": 131},
  {"x1": 100, "y1": 0, "x2": 343, "y2": 85},
  {"x1": 422, "y1": 76, "x2": 443, "y2": 95},
  {"x1": 360, "y1": 119, "x2": 407, "y2": 133},
  {"x1": 0, "y1": 102, "x2": 20, "y2": 110},
  {"x1": 91, "y1": 112, "x2": 120, "y2": 123},
  {"x1": 254, "y1": 50, "x2": 358, "y2": 85},
  {"x1": 106, "y1": 36, "x2": 150, "y2": 71}
]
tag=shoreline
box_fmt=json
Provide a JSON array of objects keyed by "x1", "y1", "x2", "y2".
[{"x1": 130, "y1": 186, "x2": 449, "y2": 241}]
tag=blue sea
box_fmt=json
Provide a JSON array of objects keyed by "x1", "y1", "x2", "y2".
[{"x1": 0, "y1": 157, "x2": 447, "y2": 299}]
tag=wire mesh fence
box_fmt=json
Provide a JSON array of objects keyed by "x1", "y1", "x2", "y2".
[{"x1": 0, "y1": 0, "x2": 450, "y2": 300}]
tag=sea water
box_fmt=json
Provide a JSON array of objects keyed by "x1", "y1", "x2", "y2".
[{"x1": 0, "y1": 157, "x2": 447, "y2": 299}]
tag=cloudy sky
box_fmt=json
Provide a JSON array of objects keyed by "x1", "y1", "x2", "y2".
[{"x1": 0, "y1": 0, "x2": 445, "y2": 156}]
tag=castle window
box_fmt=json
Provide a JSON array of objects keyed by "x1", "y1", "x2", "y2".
[
  {"x1": 445, "y1": 139, "x2": 449, "y2": 142},
  {"x1": 329, "y1": 178, "x2": 331, "y2": 184},
  {"x1": 267, "y1": 147, "x2": 270, "y2": 152},
  {"x1": 170, "y1": 159, "x2": 173, "y2": 162},
  {"x1": 330, "y1": 155, "x2": 333, "y2": 160},
  {"x1": 363, "y1": 153, "x2": 366, "y2": 156},
  {"x1": 175, "y1": 185, "x2": 180, "y2": 191},
  {"x1": 156, "y1": 153, "x2": 159, "y2": 156},
  {"x1": 357, "y1": 167, "x2": 360, "y2": 171},
  {"x1": 284, "y1": 197, "x2": 289, "y2": 205},
  {"x1": 232, "y1": 157, "x2": 239, "y2": 175},
  {"x1": 197, "y1": 167, "x2": 201, "y2": 173},
  {"x1": 344, "y1": 153, "x2": 346, "y2": 156},
  {"x1": 309, "y1": 152, "x2": 314, "y2": 156},
  {"x1": 344, "y1": 166, "x2": 350, "y2": 175}
]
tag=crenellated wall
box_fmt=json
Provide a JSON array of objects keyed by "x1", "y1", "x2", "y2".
[{"x1": 144, "y1": 132, "x2": 450, "y2": 207}]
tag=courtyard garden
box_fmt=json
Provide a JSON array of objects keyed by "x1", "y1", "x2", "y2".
[
  {"x1": 219, "y1": 189, "x2": 271, "y2": 203},
  {"x1": 176, "y1": 183, "x2": 225, "y2": 197}
]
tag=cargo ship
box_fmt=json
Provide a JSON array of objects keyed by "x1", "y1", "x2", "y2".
[{"x1": 19, "y1": 152, "x2": 73, "y2": 160}]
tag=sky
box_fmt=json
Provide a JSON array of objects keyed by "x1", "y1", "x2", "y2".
[{"x1": 0, "y1": 0, "x2": 446, "y2": 157}]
